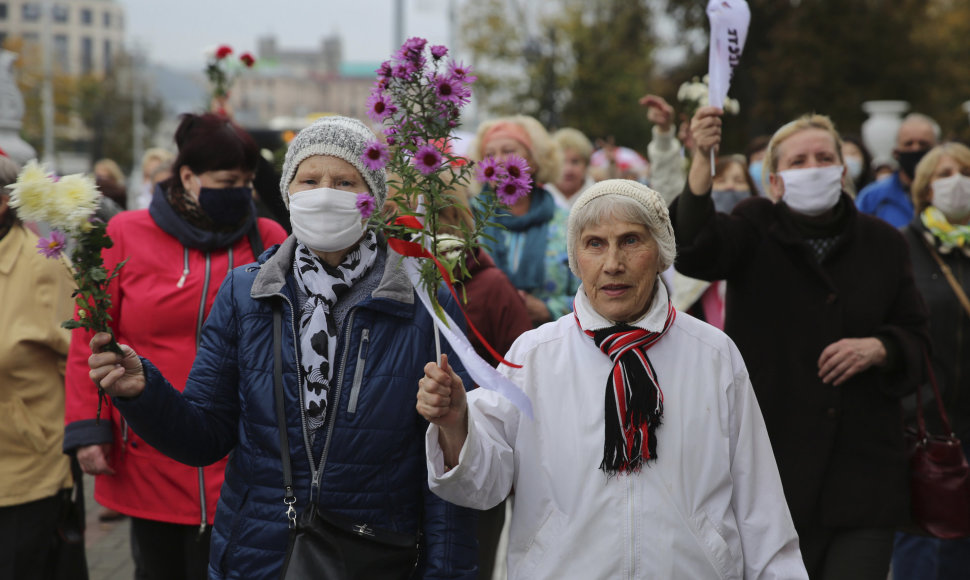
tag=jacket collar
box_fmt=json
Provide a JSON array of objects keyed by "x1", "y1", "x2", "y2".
[
  {"x1": 251, "y1": 234, "x2": 415, "y2": 309},
  {"x1": 768, "y1": 193, "x2": 857, "y2": 248},
  {"x1": 574, "y1": 276, "x2": 670, "y2": 333}
]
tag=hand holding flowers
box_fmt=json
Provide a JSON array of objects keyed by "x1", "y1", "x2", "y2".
[{"x1": 7, "y1": 161, "x2": 126, "y2": 421}]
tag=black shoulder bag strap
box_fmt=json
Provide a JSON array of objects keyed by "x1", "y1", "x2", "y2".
[
  {"x1": 248, "y1": 223, "x2": 265, "y2": 260},
  {"x1": 273, "y1": 300, "x2": 298, "y2": 529}
]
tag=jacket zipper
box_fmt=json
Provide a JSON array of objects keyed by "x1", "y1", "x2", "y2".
[
  {"x1": 176, "y1": 248, "x2": 190, "y2": 288},
  {"x1": 347, "y1": 329, "x2": 370, "y2": 414},
  {"x1": 194, "y1": 251, "x2": 213, "y2": 535},
  {"x1": 309, "y1": 308, "x2": 358, "y2": 498}
]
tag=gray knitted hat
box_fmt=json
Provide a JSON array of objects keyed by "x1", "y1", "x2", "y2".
[
  {"x1": 566, "y1": 179, "x2": 676, "y2": 277},
  {"x1": 278, "y1": 116, "x2": 387, "y2": 210}
]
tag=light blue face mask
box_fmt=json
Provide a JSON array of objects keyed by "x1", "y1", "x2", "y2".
[
  {"x1": 748, "y1": 161, "x2": 766, "y2": 196},
  {"x1": 845, "y1": 157, "x2": 864, "y2": 181},
  {"x1": 711, "y1": 189, "x2": 750, "y2": 214}
]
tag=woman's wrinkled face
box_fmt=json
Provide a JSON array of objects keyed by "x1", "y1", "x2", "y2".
[
  {"x1": 767, "y1": 128, "x2": 842, "y2": 201},
  {"x1": 289, "y1": 155, "x2": 369, "y2": 198},
  {"x1": 713, "y1": 162, "x2": 750, "y2": 193},
  {"x1": 577, "y1": 218, "x2": 660, "y2": 323},
  {"x1": 483, "y1": 136, "x2": 535, "y2": 176}
]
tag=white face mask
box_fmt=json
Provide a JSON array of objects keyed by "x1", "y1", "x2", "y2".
[
  {"x1": 845, "y1": 157, "x2": 864, "y2": 181},
  {"x1": 779, "y1": 165, "x2": 844, "y2": 216},
  {"x1": 288, "y1": 187, "x2": 366, "y2": 253},
  {"x1": 931, "y1": 174, "x2": 970, "y2": 222}
]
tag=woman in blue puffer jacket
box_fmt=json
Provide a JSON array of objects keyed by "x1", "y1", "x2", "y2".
[{"x1": 85, "y1": 116, "x2": 478, "y2": 580}]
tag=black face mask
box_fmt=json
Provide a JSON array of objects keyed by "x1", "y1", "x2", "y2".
[
  {"x1": 897, "y1": 149, "x2": 931, "y2": 181},
  {"x1": 198, "y1": 186, "x2": 253, "y2": 226}
]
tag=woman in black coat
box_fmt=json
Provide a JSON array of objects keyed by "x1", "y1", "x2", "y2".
[
  {"x1": 670, "y1": 108, "x2": 929, "y2": 580},
  {"x1": 895, "y1": 142, "x2": 970, "y2": 580}
]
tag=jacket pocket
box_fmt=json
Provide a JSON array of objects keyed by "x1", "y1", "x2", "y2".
[
  {"x1": 0, "y1": 397, "x2": 52, "y2": 454},
  {"x1": 689, "y1": 510, "x2": 743, "y2": 580},
  {"x1": 347, "y1": 328, "x2": 370, "y2": 415},
  {"x1": 516, "y1": 506, "x2": 567, "y2": 579}
]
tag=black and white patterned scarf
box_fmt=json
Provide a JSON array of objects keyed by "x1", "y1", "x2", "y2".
[{"x1": 293, "y1": 232, "x2": 378, "y2": 431}]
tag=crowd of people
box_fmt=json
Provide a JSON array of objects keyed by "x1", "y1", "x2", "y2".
[{"x1": 3, "y1": 77, "x2": 969, "y2": 580}]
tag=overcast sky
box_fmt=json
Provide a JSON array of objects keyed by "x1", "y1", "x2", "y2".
[{"x1": 123, "y1": 0, "x2": 453, "y2": 70}]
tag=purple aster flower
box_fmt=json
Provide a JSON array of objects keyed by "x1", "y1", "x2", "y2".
[
  {"x1": 360, "y1": 140, "x2": 390, "y2": 171},
  {"x1": 366, "y1": 91, "x2": 396, "y2": 123},
  {"x1": 447, "y1": 60, "x2": 476, "y2": 83},
  {"x1": 496, "y1": 177, "x2": 530, "y2": 206},
  {"x1": 502, "y1": 155, "x2": 531, "y2": 183},
  {"x1": 430, "y1": 45, "x2": 448, "y2": 60},
  {"x1": 376, "y1": 60, "x2": 393, "y2": 78},
  {"x1": 434, "y1": 75, "x2": 461, "y2": 104},
  {"x1": 475, "y1": 156, "x2": 503, "y2": 184},
  {"x1": 413, "y1": 144, "x2": 443, "y2": 176},
  {"x1": 392, "y1": 61, "x2": 415, "y2": 79},
  {"x1": 400, "y1": 37, "x2": 428, "y2": 58},
  {"x1": 36, "y1": 230, "x2": 66, "y2": 259},
  {"x1": 356, "y1": 193, "x2": 377, "y2": 219}
]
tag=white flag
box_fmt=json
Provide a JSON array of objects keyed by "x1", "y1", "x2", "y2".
[
  {"x1": 707, "y1": 0, "x2": 750, "y2": 109},
  {"x1": 400, "y1": 255, "x2": 535, "y2": 419}
]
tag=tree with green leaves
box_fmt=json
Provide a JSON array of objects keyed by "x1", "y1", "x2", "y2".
[{"x1": 460, "y1": 0, "x2": 658, "y2": 151}]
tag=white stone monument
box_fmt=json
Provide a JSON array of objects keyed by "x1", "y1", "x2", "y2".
[
  {"x1": 0, "y1": 50, "x2": 37, "y2": 165},
  {"x1": 861, "y1": 100, "x2": 909, "y2": 165}
]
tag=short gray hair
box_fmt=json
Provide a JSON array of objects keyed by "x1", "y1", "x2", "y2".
[
  {"x1": 567, "y1": 179, "x2": 676, "y2": 277},
  {"x1": 898, "y1": 113, "x2": 941, "y2": 143}
]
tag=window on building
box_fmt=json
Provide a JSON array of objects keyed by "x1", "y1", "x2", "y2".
[
  {"x1": 81, "y1": 36, "x2": 92, "y2": 74},
  {"x1": 103, "y1": 39, "x2": 111, "y2": 73},
  {"x1": 0, "y1": 4, "x2": 8, "y2": 20},
  {"x1": 103, "y1": 11, "x2": 109, "y2": 27},
  {"x1": 54, "y1": 34, "x2": 68, "y2": 72},
  {"x1": 22, "y1": 3, "x2": 40, "y2": 21},
  {"x1": 52, "y1": 4, "x2": 69, "y2": 23},
  {"x1": 81, "y1": 8, "x2": 91, "y2": 25}
]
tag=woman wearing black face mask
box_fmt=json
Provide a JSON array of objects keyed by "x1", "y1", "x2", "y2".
[{"x1": 63, "y1": 113, "x2": 287, "y2": 580}]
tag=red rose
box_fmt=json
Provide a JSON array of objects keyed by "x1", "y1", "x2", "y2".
[
  {"x1": 239, "y1": 53, "x2": 256, "y2": 68},
  {"x1": 215, "y1": 45, "x2": 233, "y2": 59}
]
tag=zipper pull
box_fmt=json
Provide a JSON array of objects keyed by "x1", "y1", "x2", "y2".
[{"x1": 176, "y1": 267, "x2": 188, "y2": 288}]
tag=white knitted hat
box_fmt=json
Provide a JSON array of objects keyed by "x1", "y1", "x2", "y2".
[
  {"x1": 278, "y1": 116, "x2": 387, "y2": 210},
  {"x1": 566, "y1": 179, "x2": 676, "y2": 276}
]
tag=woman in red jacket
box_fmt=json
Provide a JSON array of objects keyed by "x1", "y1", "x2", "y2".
[{"x1": 64, "y1": 113, "x2": 287, "y2": 580}]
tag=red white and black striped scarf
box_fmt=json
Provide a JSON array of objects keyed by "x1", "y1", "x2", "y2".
[{"x1": 577, "y1": 300, "x2": 676, "y2": 475}]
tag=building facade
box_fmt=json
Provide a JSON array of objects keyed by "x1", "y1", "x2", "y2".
[
  {"x1": 0, "y1": 0, "x2": 124, "y2": 76},
  {"x1": 229, "y1": 35, "x2": 378, "y2": 128}
]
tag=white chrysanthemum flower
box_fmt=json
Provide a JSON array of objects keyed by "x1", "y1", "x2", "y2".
[
  {"x1": 434, "y1": 233, "x2": 464, "y2": 262},
  {"x1": 50, "y1": 173, "x2": 101, "y2": 232},
  {"x1": 724, "y1": 97, "x2": 741, "y2": 115},
  {"x1": 6, "y1": 159, "x2": 57, "y2": 224}
]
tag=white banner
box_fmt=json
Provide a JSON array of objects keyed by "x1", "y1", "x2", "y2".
[
  {"x1": 400, "y1": 255, "x2": 535, "y2": 419},
  {"x1": 707, "y1": 0, "x2": 750, "y2": 109}
]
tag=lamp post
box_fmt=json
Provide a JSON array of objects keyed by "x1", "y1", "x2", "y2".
[{"x1": 40, "y1": 0, "x2": 56, "y2": 171}]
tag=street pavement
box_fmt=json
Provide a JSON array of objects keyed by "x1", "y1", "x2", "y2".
[{"x1": 82, "y1": 473, "x2": 135, "y2": 580}]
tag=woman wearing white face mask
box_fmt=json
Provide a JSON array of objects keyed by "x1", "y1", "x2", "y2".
[
  {"x1": 894, "y1": 143, "x2": 970, "y2": 580},
  {"x1": 670, "y1": 108, "x2": 930, "y2": 580},
  {"x1": 82, "y1": 116, "x2": 480, "y2": 579}
]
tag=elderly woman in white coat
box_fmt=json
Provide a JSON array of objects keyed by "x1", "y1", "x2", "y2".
[{"x1": 416, "y1": 179, "x2": 809, "y2": 579}]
